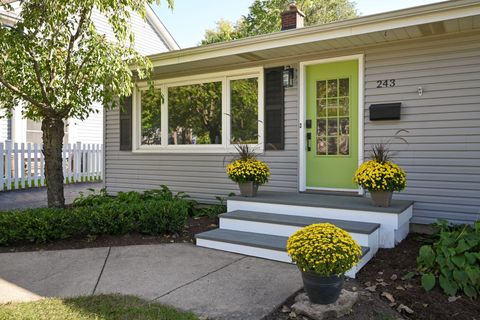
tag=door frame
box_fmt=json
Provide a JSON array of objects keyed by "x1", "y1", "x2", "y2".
[{"x1": 299, "y1": 54, "x2": 364, "y2": 194}]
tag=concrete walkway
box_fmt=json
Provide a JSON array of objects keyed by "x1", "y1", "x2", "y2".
[
  {"x1": 0, "y1": 243, "x2": 302, "y2": 320},
  {"x1": 0, "y1": 182, "x2": 101, "y2": 210}
]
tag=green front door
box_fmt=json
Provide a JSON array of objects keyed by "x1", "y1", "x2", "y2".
[{"x1": 306, "y1": 60, "x2": 358, "y2": 190}]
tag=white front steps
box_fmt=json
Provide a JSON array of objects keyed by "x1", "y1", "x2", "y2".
[
  {"x1": 196, "y1": 229, "x2": 371, "y2": 278},
  {"x1": 227, "y1": 192, "x2": 413, "y2": 249},
  {"x1": 195, "y1": 192, "x2": 413, "y2": 278}
]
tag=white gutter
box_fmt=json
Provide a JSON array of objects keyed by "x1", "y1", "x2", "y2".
[
  {"x1": 145, "y1": 4, "x2": 180, "y2": 51},
  {"x1": 149, "y1": 0, "x2": 480, "y2": 67}
]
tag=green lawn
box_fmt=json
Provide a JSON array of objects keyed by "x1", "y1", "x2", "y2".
[{"x1": 0, "y1": 294, "x2": 199, "y2": 320}]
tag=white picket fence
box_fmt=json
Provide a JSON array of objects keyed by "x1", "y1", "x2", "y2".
[{"x1": 0, "y1": 141, "x2": 103, "y2": 191}]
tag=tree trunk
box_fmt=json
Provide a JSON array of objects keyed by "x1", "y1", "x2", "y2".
[
  {"x1": 42, "y1": 118, "x2": 65, "y2": 208},
  {"x1": 209, "y1": 128, "x2": 221, "y2": 144}
]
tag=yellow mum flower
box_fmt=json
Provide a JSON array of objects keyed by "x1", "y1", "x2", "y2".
[
  {"x1": 287, "y1": 223, "x2": 362, "y2": 276},
  {"x1": 353, "y1": 160, "x2": 406, "y2": 192}
]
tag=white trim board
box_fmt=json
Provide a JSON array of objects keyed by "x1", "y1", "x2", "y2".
[
  {"x1": 132, "y1": 67, "x2": 265, "y2": 154},
  {"x1": 298, "y1": 54, "x2": 364, "y2": 194}
]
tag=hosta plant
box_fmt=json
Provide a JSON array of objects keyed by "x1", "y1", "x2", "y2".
[
  {"x1": 287, "y1": 223, "x2": 362, "y2": 276},
  {"x1": 417, "y1": 219, "x2": 480, "y2": 298}
]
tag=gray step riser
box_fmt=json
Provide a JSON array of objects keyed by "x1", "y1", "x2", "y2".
[
  {"x1": 220, "y1": 218, "x2": 376, "y2": 249},
  {"x1": 196, "y1": 238, "x2": 369, "y2": 278}
]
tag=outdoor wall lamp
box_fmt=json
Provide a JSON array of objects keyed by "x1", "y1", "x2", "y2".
[{"x1": 283, "y1": 66, "x2": 294, "y2": 87}]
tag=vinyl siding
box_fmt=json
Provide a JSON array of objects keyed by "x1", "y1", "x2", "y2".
[
  {"x1": 68, "y1": 102, "x2": 104, "y2": 145},
  {"x1": 91, "y1": 9, "x2": 170, "y2": 56},
  {"x1": 0, "y1": 116, "x2": 8, "y2": 142},
  {"x1": 364, "y1": 32, "x2": 480, "y2": 225},
  {"x1": 105, "y1": 31, "x2": 480, "y2": 224}
]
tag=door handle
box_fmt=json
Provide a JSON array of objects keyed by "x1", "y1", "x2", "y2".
[{"x1": 306, "y1": 132, "x2": 312, "y2": 152}]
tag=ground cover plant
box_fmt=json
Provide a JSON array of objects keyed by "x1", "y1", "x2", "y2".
[
  {"x1": 417, "y1": 220, "x2": 480, "y2": 298},
  {"x1": 0, "y1": 187, "x2": 193, "y2": 246},
  {"x1": 0, "y1": 294, "x2": 198, "y2": 320}
]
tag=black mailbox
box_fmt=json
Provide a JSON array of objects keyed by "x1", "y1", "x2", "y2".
[{"x1": 369, "y1": 103, "x2": 401, "y2": 121}]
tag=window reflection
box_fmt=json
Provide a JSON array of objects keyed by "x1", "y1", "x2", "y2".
[
  {"x1": 141, "y1": 88, "x2": 163, "y2": 145},
  {"x1": 230, "y1": 78, "x2": 259, "y2": 144},
  {"x1": 168, "y1": 82, "x2": 222, "y2": 145}
]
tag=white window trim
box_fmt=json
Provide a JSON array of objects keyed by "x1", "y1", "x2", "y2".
[{"x1": 132, "y1": 67, "x2": 264, "y2": 153}]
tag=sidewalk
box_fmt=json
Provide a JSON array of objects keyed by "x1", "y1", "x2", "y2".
[
  {"x1": 0, "y1": 243, "x2": 302, "y2": 320},
  {"x1": 0, "y1": 182, "x2": 101, "y2": 210}
]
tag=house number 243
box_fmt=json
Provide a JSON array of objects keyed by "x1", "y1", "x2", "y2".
[{"x1": 376, "y1": 79, "x2": 396, "y2": 88}]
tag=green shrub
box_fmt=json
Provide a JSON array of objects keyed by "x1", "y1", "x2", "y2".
[
  {"x1": 194, "y1": 196, "x2": 227, "y2": 218},
  {"x1": 73, "y1": 188, "x2": 112, "y2": 207},
  {"x1": 137, "y1": 200, "x2": 189, "y2": 235},
  {"x1": 417, "y1": 219, "x2": 480, "y2": 298},
  {"x1": 0, "y1": 187, "x2": 191, "y2": 246}
]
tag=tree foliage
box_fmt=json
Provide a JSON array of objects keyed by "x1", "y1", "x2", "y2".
[
  {"x1": 201, "y1": 0, "x2": 358, "y2": 45},
  {"x1": 0, "y1": 0, "x2": 172, "y2": 207},
  {"x1": 168, "y1": 82, "x2": 223, "y2": 144}
]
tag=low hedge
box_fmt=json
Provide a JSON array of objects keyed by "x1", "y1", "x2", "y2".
[{"x1": 0, "y1": 187, "x2": 191, "y2": 246}]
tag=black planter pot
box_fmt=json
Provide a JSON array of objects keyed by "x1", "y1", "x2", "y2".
[{"x1": 301, "y1": 271, "x2": 344, "y2": 304}]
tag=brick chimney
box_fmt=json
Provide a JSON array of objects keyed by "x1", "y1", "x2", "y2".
[{"x1": 281, "y1": 2, "x2": 305, "y2": 30}]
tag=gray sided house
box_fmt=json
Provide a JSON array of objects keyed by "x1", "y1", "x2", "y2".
[{"x1": 105, "y1": 0, "x2": 480, "y2": 227}]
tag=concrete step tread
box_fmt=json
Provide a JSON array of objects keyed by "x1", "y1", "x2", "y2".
[
  {"x1": 196, "y1": 229, "x2": 370, "y2": 257},
  {"x1": 220, "y1": 210, "x2": 380, "y2": 234}
]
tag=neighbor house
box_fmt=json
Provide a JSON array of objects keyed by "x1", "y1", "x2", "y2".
[{"x1": 0, "y1": 2, "x2": 179, "y2": 146}]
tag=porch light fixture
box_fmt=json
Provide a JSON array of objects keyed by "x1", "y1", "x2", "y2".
[{"x1": 283, "y1": 66, "x2": 294, "y2": 87}]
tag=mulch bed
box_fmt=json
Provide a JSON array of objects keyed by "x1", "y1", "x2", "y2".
[
  {"x1": 356, "y1": 233, "x2": 479, "y2": 320},
  {"x1": 266, "y1": 233, "x2": 479, "y2": 320},
  {"x1": 0, "y1": 216, "x2": 217, "y2": 253},
  {"x1": 263, "y1": 280, "x2": 403, "y2": 320}
]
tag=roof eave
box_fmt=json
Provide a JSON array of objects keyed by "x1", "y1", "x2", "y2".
[{"x1": 148, "y1": 0, "x2": 480, "y2": 67}]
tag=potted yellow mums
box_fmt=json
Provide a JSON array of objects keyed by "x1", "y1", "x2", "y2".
[
  {"x1": 354, "y1": 142, "x2": 407, "y2": 207},
  {"x1": 226, "y1": 145, "x2": 270, "y2": 197},
  {"x1": 287, "y1": 223, "x2": 362, "y2": 304}
]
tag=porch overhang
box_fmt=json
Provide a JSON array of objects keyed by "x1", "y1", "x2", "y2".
[{"x1": 148, "y1": 0, "x2": 480, "y2": 79}]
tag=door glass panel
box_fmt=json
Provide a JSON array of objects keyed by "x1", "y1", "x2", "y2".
[
  {"x1": 327, "y1": 98, "x2": 338, "y2": 117},
  {"x1": 327, "y1": 79, "x2": 337, "y2": 97},
  {"x1": 317, "y1": 119, "x2": 326, "y2": 136},
  {"x1": 338, "y1": 97, "x2": 349, "y2": 116},
  {"x1": 327, "y1": 119, "x2": 337, "y2": 136},
  {"x1": 317, "y1": 81, "x2": 327, "y2": 98},
  {"x1": 339, "y1": 78, "x2": 349, "y2": 97},
  {"x1": 339, "y1": 136, "x2": 349, "y2": 155},
  {"x1": 317, "y1": 99, "x2": 326, "y2": 117},
  {"x1": 327, "y1": 137, "x2": 338, "y2": 155},
  {"x1": 315, "y1": 78, "x2": 350, "y2": 156},
  {"x1": 317, "y1": 138, "x2": 327, "y2": 155}
]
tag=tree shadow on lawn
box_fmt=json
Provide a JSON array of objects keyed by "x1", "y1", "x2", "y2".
[{"x1": 0, "y1": 294, "x2": 199, "y2": 320}]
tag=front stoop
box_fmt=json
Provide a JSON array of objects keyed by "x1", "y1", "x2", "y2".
[{"x1": 196, "y1": 192, "x2": 413, "y2": 278}]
